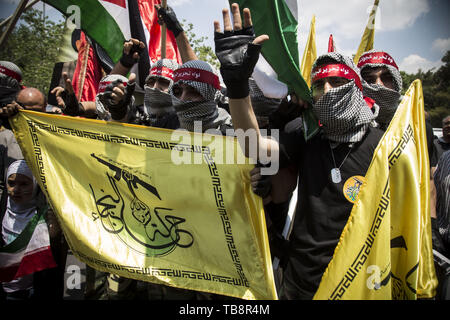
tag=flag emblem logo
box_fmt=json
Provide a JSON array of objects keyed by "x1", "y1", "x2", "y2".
[
  {"x1": 89, "y1": 153, "x2": 194, "y2": 257},
  {"x1": 343, "y1": 175, "x2": 365, "y2": 204}
]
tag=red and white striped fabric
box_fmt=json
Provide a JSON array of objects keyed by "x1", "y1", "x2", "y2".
[{"x1": 0, "y1": 213, "x2": 56, "y2": 282}]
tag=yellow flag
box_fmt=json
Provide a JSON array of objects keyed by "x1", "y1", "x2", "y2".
[
  {"x1": 354, "y1": 0, "x2": 380, "y2": 64},
  {"x1": 10, "y1": 112, "x2": 277, "y2": 300},
  {"x1": 314, "y1": 79, "x2": 438, "y2": 300},
  {"x1": 300, "y1": 14, "x2": 317, "y2": 88}
]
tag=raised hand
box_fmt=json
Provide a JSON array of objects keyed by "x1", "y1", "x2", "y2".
[
  {"x1": 99, "y1": 73, "x2": 136, "y2": 121},
  {"x1": 155, "y1": 4, "x2": 184, "y2": 37},
  {"x1": 120, "y1": 38, "x2": 145, "y2": 68},
  {"x1": 50, "y1": 72, "x2": 83, "y2": 116},
  {"x1": 213, "y1": 3, "x2": 269, "y2": 99}
]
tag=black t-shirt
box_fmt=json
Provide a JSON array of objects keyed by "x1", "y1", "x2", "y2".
[{"x1": 278, "y1": 126, "x2": 384, "y2": 299}]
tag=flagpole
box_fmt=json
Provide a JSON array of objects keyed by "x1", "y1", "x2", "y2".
[
  {"x1": 0, "y1": 0, "x2": 29, "y2": 48},
  {"x1": 161, "y1": 0, "x2": 167, "y2": 59},
  {"x1": 0, "y1": 0, "x2": 39, "y2": 29}
]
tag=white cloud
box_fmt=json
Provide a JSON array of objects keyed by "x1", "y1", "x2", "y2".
[
  {"x1": 399, "y1": 54, "x2": 443, "y2": 73},
  {"x1": 296, "y1": 0, "x2": 430, "y2": 57},
  {"x1": 378, "y1": 0, "x2": 429, "y2": 30},
  {"x1": 298, "y1": 0, "x2": 429, "y2": 39},
  {"x1": 170, "y1": 0, "x2": 193, "y2": 7},
  {"x1": 432, "y1": 37, "x2": 450, "y2": 54}
]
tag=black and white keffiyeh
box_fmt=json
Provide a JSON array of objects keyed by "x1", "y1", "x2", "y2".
[
  {"x1": 95, "y1": 74, "x2": 135, "y2": 121},
  {"x1": 145, "y1": 58, "x2": 179, "y2": 91},
  {"x1": 143, "y1": 59, "x2": 179, "y2": 117},
  {"x1": 358, "y1": 50, "x2": 402, "y2": 129},
  {"x1": 172, "y1": 96, "x2": 232, "y2": 133},
  {"x1": 0, "y1": 61, "x2": 22, "y2": 106},
  {"x1": 311, "y1": 52, "x2": 378, "y2": 143},
  {"x1": 172, "y1": 60, "x2": 220, "y2": 101},
  {"x1": 171, "y1": 60, "x2": 231, "y2": 133},
  {"x1": 143, "y1": 87, "x2": 175, "y2": 116}
]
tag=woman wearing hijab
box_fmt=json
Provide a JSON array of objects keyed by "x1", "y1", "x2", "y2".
[{"x1": 1, "y1": 160, "x2": 40, "y2": 299}]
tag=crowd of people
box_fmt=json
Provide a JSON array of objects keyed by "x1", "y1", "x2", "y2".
[{"x1": 0, "y1": 3, "x2": 448, "y2": 300}]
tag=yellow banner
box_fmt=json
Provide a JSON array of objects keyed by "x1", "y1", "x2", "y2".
[
  {"x1": 10, "y1": 112, "x2": 277, "y2": 300},
  {"x1": 354, "y1": 0, "x2": 379, "y2": 64},
  {"x1": 314, "y1": 80, "x2": 437, "y2": 300},
  {"x1": 300, "y1": 14, "x2": 317, "y2": 88}
]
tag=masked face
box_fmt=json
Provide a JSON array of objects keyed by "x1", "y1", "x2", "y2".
[
  {"x1": 312, "y1": 80, "x2": 376, "y2": 143},
  {"x1": 361, "y1": 67, "x2": 401, "y2": 127},
  {"x1": 171, "y1": 95, "x2": 219, "y2": 132},
  {"x1": 312, "y1": 77, "x2": 350, "y2": 102},
  {"x1": 143, "y1": 86, "x2": 174, "y2": 115},
  {"x1": 361, "y1": 67, "x2": 395, "y2": 90},
  {"x1": 172, "y1": 83, "x2": 204, "y2": 102},
  {"x1": 145, "y1": 76, "x2": 171, "y2": 92}
]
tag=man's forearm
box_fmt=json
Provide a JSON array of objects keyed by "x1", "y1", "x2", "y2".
[
  {"x1": 110, "y1": 61, "x2": 131, "y2": 77},
  {"x1": 175, "y1": 32, "x2": 198, "y2": 63},
  {"x1": 228, "y1": 96, "x2": 278, "y2": 160}
]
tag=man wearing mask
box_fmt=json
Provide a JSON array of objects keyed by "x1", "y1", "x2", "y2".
[
  {"x1": 358, "y1": 50, "x2": 438, "y2": 166},
  {"x1": 357, "y1": 50, "x2": 402, "y2": 130},
  {"x1": 0, "y1": 61, "x2": 22, "y2": 110},
  {"x1": 214, "y1": 3, "x2": 383, "y2": 299},
  {"x1": 171, "y1": 59, "x2": 232, "y2": 135},
  {"x1": 141, "y1": 58, "x2": 180, "y2": 129}
]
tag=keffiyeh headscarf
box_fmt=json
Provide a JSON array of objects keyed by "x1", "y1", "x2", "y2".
[
  {"x1": 311, "y1": 52, "x2": 378, "y2": 144},
  {"x1": 358, "y1": 50, "x2": 402, "y2": 128},
  {"x1": 144, "y1": 59, "x2": 179, "y2": 116},
  {"x1": 171, "y1": 60, "x2": 232, "y2": 132},
  {"x1": 95, "y1": 74, "x2": 134, "y2": 121},
  {"x1": 0, "y1": 61, "x2": 22, "y2": 106}
]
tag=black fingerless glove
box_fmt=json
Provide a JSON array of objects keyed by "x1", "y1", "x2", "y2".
[
  {"x1": 215, "y1": 26, "x2": 262, "y2": 99},
  {"x1": 156, "y1": 5, "x2": 183, "y2": 37},
  {"x1": 252, "y1": 162, "x2": 272, "y2": 198},
  {"x1": 119, "y1": 41, "x2": 144, "y2": 68},
  {"x1": 60, "y1": 90, "x2": 84, "y2": 116},
  {"x1": 99, "y1": 80, "x2": 135, "y2": 120}
]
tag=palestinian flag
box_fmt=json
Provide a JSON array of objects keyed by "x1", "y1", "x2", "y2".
[
  {"x1": 43, "y1": 0, "x2": 182, "y2": 88},
  {"x1": 231, "y1": 0, "x2": 319, "y2": 140},
  {"x1": 0, "y1": 209, "x2": 56, "y2": 282}
]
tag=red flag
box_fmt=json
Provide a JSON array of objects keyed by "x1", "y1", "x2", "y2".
[
  {"x1": 72, "y1": 31, "x2": 103, "y2": 102},
  {"x1": 328, "y1": 34, "x2": 336, "y2": 53}
]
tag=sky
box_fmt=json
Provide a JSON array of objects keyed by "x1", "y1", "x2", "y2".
[{"x1": 1, "y1": 0, "x2": 449, "y2": 74}]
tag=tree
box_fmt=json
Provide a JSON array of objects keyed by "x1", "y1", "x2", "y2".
[
  {"x1": 181, "y1": 19, "x2": 219, "y2": 70},
  {"x1": 401, "y1": 50, "x2": 450, "y2": 127},
  {"x1": 0, "y1": 9, "x2": 66, "y2": 95}
]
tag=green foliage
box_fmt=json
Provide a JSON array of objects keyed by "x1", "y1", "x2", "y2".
[
  {"x1": 401, "y1": 50, "x2": 450, "y2": 128},
  {"x1": 0, "y1": 9, "x2": 66, "y2": 95},
  {"x1": 181, "y1": 19, "x2": 219, "y2": 70}
]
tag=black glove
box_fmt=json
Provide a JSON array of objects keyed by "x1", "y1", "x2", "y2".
[
  {"x1": 99, "y1": 79, "x2": 135, "y2": 120},
  {"x1": 215, "y1": 26, "x2": 261, "y2": 99},
  {"x1": 156, "y1": 5, "x2": 183, "y2": 37},
  {"x1": 60, "y1": 89, "x2": 84, "y2": 116},
  {"x1": 251, "y1": 163, "x2": 272, "y2": 198},
  {"x1": 119, "y1": 40, "x2": 144, "y2": 68}
]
